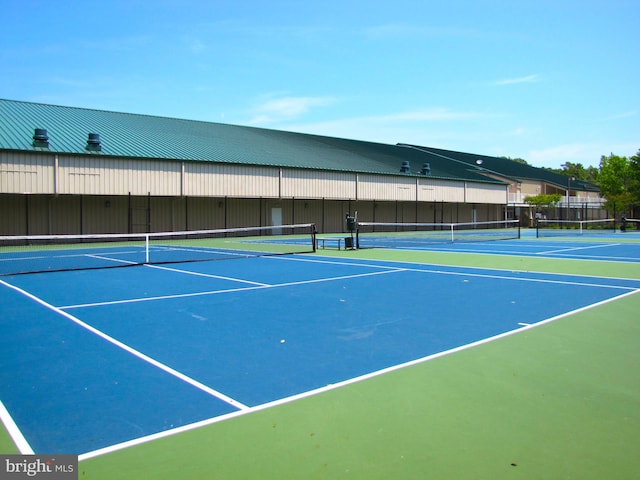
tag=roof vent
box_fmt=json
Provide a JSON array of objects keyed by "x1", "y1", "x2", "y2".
[
  {"x1": 400, "y1": 160, "x2": 411, "y2": 173},
  {"x1": 86, "y1": 133, "x2": 102, "y2": 152},
  {"x1": 421, "y1": 163, "x2": 431, "y2": 176},
  {"x1": 32, "y1": 128, "x2": 49, "y2": 148}
]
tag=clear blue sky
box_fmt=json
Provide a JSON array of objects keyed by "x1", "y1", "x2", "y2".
[{"x1": 1, "y1": 0, "x2": 637, "y2": 168}]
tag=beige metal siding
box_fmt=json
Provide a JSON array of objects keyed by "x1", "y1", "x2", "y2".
[
  {"x1": 281, "y1": 170, "x2": 356, "y2": 199},
  {"x1": 0, "y1": 153, "x2": 53, "y2": 193},
  {"x1": 418, "y1": 179, "x2": 465, "y2": 202},
  {"x1": 58, "y1": 156, "x2": 182, "y2": 196},
  {"x1": 465, "y1": 183, "x2": 507, "y2": 204},
  {"x1": 357, "y1": 174, "x2": 416, "y2": 201},
  {"x1": 185, "y1": 163, "x2": 279, "y2": 198}
]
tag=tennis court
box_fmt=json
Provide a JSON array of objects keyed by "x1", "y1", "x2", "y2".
[
  {"x1": 1, "y1": 224, "x2": 640, "y2": 478},
  {"x1": 399, "y1": 233, "x2": 640, "y2": 262}
]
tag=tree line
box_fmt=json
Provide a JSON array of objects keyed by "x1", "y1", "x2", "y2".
[{"x1": 510, "y1": 149, "x2": 640, "y2": 218}]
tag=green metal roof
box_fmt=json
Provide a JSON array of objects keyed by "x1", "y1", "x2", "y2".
[
  {"x1": 0, "y1": 98, "x2": 506, "y2": 185},
  {"x1": 408, "y1": 145, "x2": 600, "y2": 193}
]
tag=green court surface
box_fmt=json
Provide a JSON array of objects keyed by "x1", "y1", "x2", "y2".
[{"x1": 4, "y1": 246, "x2": 640, "y2": 479}]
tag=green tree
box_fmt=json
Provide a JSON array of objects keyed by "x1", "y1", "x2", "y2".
[
  {"x1": 501, "y1": 156, "x2": 529, "y2": 165},
  {"x1": 524, "y1": 193, "x2": 562, "y2": 211},
  {"x1": 561, "y1": 162, "x2": 586, "y2": 179},
  {"x1": 628, "y1": 149, "x2": 640, "y2": 216},
  {"x1": 597, "y1": 153, "x2": 636, "y2": 216},
  {"x1": 560, "y1": 162, "x2": 599, "y2": 183}
]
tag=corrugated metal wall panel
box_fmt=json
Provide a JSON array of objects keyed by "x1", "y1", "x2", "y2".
[
  {"x1": 226, "y1": 198, "x2": 263, "y2": 228},
  {"x1": 466, "y1": 184, "x2": 507, "y2": 204},
  {"x1": 150, "y1": 197, "x2": 187, "y2": 232},
  {"x1": 185, "y1": 197, "x2": 226, "y2": 230},
  {"x1": 185, "y1": 163, "x2": 279, "y2": 197},
  {"x1": 0, "y1": 194, "x2": 27, "y2": 234},
  {"x1": 27, "y1": 195, "x2": 51, "y2": 234},
  {"x1": 418, "y1": 179, "x2": 465, "y2": 202},
  {"x1": 320, "y1": 200, "x2": 352, "y2": 233},
  {"x1": 357, "y1": 175, "x2": 417, "y2": 201},
  {"x1": 291, "y1": 198, "x2": 322, "y2": 226},
  {"x1": 81, "y1": 196, "x2": 129, "y2": 234},
  {"x1": 49, "y1": 195, "x2": 81, "y2": 234},
  {"x1": 58, "y1": 157, "x2": 182, "y2": 196},
  {"x1": 282, "y1": 170, "x2": 356, "y2": 199},
  {"x1": 0, "y1": 152, "x2": 53, "y2": 193}
]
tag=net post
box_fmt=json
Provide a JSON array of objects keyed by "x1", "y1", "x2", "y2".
[
  {"x1": 311, "y1": 224, "x2": 317, "y2": 253},
  {"x1": 450, "y1": 223, "x2": 454, "y2": 242},
  {"x1": 145, "y1": 234, "x2": 150, "y2": 263}
]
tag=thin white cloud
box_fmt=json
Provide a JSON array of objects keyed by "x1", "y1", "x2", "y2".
[
  {"x1": 526, "y1": 142, "x2": 638, "y2": 168},
  {"x1": 267, "y1": 108, "x2": 499, "y2": 145},
  {"x1": 249, "y1": 96, "x2": 337, "y2": 125},
  {"x1": 373, "y1": 108, "x2": 489, "y2": 122},
  {"x1": 493, "y1": 74, "x2": 540, "y2": 86}
]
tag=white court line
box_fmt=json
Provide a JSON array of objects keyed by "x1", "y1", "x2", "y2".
[
  {"x1": 304, "y1": 253, "x2": 640, "y2": 283},
  {"x1": 539, "y1": 243, "x2": 622, "y2": 255},
  {"x1": 0, "y1": 400, "x2": 34, "y2": 454},
  {"x1": 282, "y1": 255, "x2": 637, "y2": 291},
  {"x1": 0, "y1": 279, "x2": 249, "y2": 412},
  {"x1": 0, "y1": 249, "x2": 142, "y2": 264},
  {"x1": 403, "y1": 266, "x2": 636, "y2": 290},
  {"x1": 58, "y1": 269, "x2": 405, "y2": 310},
  {"x1": 146, "y1": 264, "x2": 269, "y2": 286},
  {"x1": 86, "y1": 254, "x2": 138, "y2": 265},
  {"x1": 78, "y1": 287, "x2": 640, "y2": 461}
]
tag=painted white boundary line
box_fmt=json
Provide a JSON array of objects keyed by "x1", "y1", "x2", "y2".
[
  {"x1": 146, "y1": 263, "x2": 270, "y2": 286},
  {"x1": 0, "y1": 279, "x2": 249, "y2": 412},
  {"x1": 58, "y1": 268, "x2": 405, "y2": 310},
  {"x1": 539, "y1": 243, "x2": 622, "y2": 255},
  {"x1": 0, "y1": 400, "x2": 34, "y2": 454},
  {"x1": 86, "y1": 254, "x2": 137, "y2": 265},
  {"x1": 78, "y1": 287, "x2": 640, "y2": 461},
  {"x1": 278, "y1": 254, "x2": 638, "y2": 291},
  {"x1": 301, "y1": 252, "x2": 640, "y2": 282}
]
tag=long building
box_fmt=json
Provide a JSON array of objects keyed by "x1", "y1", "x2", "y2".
[{"x1": 0, "y1": 99, "x2": 601, "y2": 235}]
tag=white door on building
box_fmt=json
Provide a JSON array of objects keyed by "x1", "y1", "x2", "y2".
[{"x1": 271, "y1": 207, "x2": 282, "y2": 234}]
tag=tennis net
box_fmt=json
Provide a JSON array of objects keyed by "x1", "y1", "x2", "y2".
[
  {"x1": 355, "y1": 220, "x2": 520, "y2": 249},
  {"x1": 621, "y1": 218, "x2": 640, "y2": 232},
  {"x1": 536, "y1": 218, "x2": 616, "y2": 237},
  {"x1": 0, "y1": 223, "x2": 317, "y2": 276}
]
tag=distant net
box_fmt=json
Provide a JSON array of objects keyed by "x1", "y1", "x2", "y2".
[
  {"x1": 621, "y1": 218, "x2": 640, "y2": 232},
  {"x1": 0, "y1": 223, "x2": 317, "y2": 276},
  {"x1": 536, "y1": 218, "x2": 616, "y2": 237},
  {"x1": 355, "y1": 220, "x2": 520, "y2": 249}
]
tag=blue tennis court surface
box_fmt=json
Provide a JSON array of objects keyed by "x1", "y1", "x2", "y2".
[
  {"x1": 399, "y1": 231, "x2": 640, "y2": 262},
  {"x1": 2, "y1": 249, "x2": 640, "y2": 455}
]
